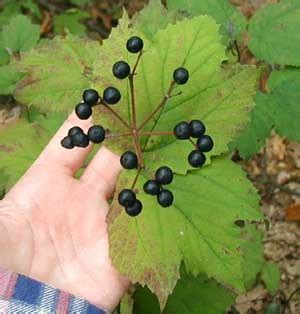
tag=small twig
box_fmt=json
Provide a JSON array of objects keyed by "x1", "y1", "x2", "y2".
[
  {"x1": 105, "y1": 132, "x2": 132, "y2": 140},
  {"x1": 100, "y1": 100, "x2": 131, "y2": 130},
  {"x1": 129, "y1": 73, "x2": 144, "y2": 168},
  {"x1": 132, "y1": 51, "x2": 143, "y2": 76},
  {"x1": 282, "y1": 287, "x2": 300, "y2": 313},
  {"x1": 137, "y1": 81, "x2": 176, "y2": 131},
  {"x1": 233, "y1": 40, "x2": 241, "y2": 62},
  {"x1": 131, "y1": 168, "x2": 142, "y2": 190},
  {"x1": 189, "y1": 138, "x2": 198, "y2": 150},
  {"x1": 139, "y1": 131, "x2": 174, "y2": 136}
]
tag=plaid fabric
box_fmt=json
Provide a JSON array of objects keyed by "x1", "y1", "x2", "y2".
[{"x1": 0, "y1": 268, "x2": 106, "y2": 313}]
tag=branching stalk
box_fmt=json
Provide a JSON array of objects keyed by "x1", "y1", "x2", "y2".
[
  {"x1": 137, "y1": 81, "x2": 176, "y2": 131},
  {"x1": 100, "y1": 100, "x2": 131, "y2": 130}
]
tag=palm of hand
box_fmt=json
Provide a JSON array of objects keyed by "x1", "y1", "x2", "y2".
[{"x1": 0, "y1": 114, "x2": 129, "y2": 311}]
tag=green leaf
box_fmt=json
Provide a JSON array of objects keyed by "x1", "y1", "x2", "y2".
[
  {"x1": 241, "y1": 224, "x2": 264, "y2": 289},
  {"x1": 0, "y1": 45, "x2": 10, "y2": 66},
  {"x1": 132, "y1": 0, "x2": 178, "y2": 39},
  {"x1": 233, "y1": 68, "x2": 300, "y2": 158},
  {"x1": 165, "y1": 274, "x2": 235, "y2": 314},
  {"x1": 22, "y1": 0, "x2": 42, "y2": 19},
  {"x1": 261, "y1": 262, "x2": 281, "y2": 295},
  {"x1": 92, "y1": 16, "x2": 257, "y2": 172},
  {"x1": 269, "y1": 69, "x2": 300, "y2": 141},
  {"x1": 230, "y1": 92, "x2": 274, "y2": 159},
  {"x1": 109, "y1": 156, "x2": 262, "y2": 307},
  {"x1": 133, "y1": 286, "x2": 160, "y2": 314},
  {"x1": 133, "y1": 274, "x2": 235, "y2": 314},
  {"x1": 0, "y1": 111, "x2": 66, "y2": 189},
  {"x1": 166, "y1": 0, "x2": 247, "y2": 42},
  {"x1": 2, "y1": 15, "x2": 40, "y2": 52},
  {"x1": 14, "y1": 35, "x2": 99, "y2": 110},
  {"x1": 0, "y1": 65, "x2": 25, "y2": 95},
  {"x1": 0, "y1": 2, "x2": 22, "y2": 28},
  {"x1": 54, "y1": 9, "x2": 89, "y2": 35},
  {"x1": 248, "y1": 0, "x2": 300, "y2": 66},
  {"x1": 69, "y1": 0, "x2": 91, "y2": 6}
]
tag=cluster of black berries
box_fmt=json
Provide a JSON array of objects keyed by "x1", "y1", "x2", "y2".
[
  {"x1": 61, "y1": 36, "x2": 144, "y2": 149},
  {"x1": 61, "y1": 34, "x2": 210, "y2": 218},
  {"x1": 174, "y1": 120, "x2": 214, "y2": 168},
  {"x1": 144, "y1": 166, "x2": 174, "y2": 207},
  {"x1": 118, "y1": 164, "x2": 174, "y2": 216},
  {"x1": 61, "y1": 124, "x2": 106, "y2": 149}
]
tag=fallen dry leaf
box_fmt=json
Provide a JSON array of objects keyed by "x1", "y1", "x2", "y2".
[{"x1": 285, "y1": 204, "x2": 300, "y2": 221}]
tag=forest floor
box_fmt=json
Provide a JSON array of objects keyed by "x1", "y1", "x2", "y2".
[{"x1": 0, "y1": 0, "x2": 299, "y2": 313}]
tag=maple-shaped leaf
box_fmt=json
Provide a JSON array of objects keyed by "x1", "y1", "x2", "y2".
[
  {"x1": 109, "y1": 156, "x2": 262, "y2": 307},
  {"x1": 2, "y1": 15, "x2": 40, "y2": 52},
  {"x1": 248, "y1": 0, "x2": 300, "y2": 66},
  {"x1": 91, "y1": 16, "x2": 257, "y2": 172},
  {"x1": 13, "y1": 35, "x2": 100, "y2": 110},
  {"x1": 131, "y1": 0, "x2": 178, "y2": 39}
]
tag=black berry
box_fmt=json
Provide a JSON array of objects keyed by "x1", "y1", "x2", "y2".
[
  {"x1": 72, "y1": 132, "x2": 89, "y2": 148},
  {"x1": 113, "y1": 61, "x2": 131, "y2": 79},
  {"x1": 120, "y1": 151, "x2": 138, "y2": 169},
  {"x1": 143, "y1": 180, "x2": 161, "y2": 196},
  {"x1": 103, "y1": 87, "x2": 121, "y2": 105},
  {"x1": 157, "y1": 190, "x2": 174, "y2": 208},
  {"x1": 197, "y1": 135, "x2": 214, "y2": 152},
  {"x1": 126, "y1": 36, "x2": 144, "y2": 54},
  {"x1": 188, "y1": 150, "x2": 206, "y2": 168},
  {"x1": 88, "y1": 125, "x2": 105, "y2": 144},
  {"x1": 118, "y1": 189, "x2": 136, "y2": 207},
  {"x1": 61, "y1": 136, "x2": 74, "y2": 149},
  {"x1": 83, "y1": 89, "x2": 99, "y2": 106},
  {"x1": 155, "y1": 166, "x2": 173, "y2": 185},
  {"x1": 125, "y1": 199, "x2": 143, "y2": 217},
  {"x1": 174, "y1": 121, "x2": 191, "y2": 140},
  {"x1": 189, "y1": 120, "x2": 206, "y2": 138},
  {"x1": 75, "y1": 103, "x2": 92, "y2": 120},
  {"x1": 68, "y1": 126, "x2": 83, "y2": 138},
  {"x1": 173, "y1": 67, "x2": 189, "y2": 85}
]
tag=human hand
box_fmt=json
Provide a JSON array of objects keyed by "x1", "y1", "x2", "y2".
[{"x1": 0, "y1": 114, "x2": 130, "y2": 311}]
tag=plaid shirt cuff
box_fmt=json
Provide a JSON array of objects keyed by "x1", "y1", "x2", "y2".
[{"x1": 0, "y1": 267, "x2": 107, "y2": 313}]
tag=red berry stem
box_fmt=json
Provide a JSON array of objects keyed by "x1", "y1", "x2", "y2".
[
  {"x1": 139, "y1": 131, "x2": 174, "y2": 136},
  {"x1": 105, "y1": 132, "x2": 133, "y2": 140},
  {"x1": 132, "y1": 51, "x2": 143, "y2": 76},
  {"x1": 131, "y1": 168, "x2": 142, "y2": 190},
  {"x1": 137, "y1": 80, "x2": 176, "y2": 131},
  {"x1": 129, "y1": 56, "x2": 145, "y2": 168},
  {"x1": 100, "y1": 99, "x2": 131, "y2": 130}
]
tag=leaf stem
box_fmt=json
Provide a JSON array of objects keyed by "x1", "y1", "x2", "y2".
[
  {"x1": 129, "y1": 70, "x2": 144, "y2": 168},
  {"x1": 137, "y1": 81, "x2": 176, "y2": 131},
  {"x1": 131, "y1": 168, "x2": 142, "y2": 190},
  {"x1": 105, "y1": 132, "x2": 132, "y2": 140},
  {"x1": 139, "y1": 131, "x2": 174, "y2": 136},
  {"x1": 132, "y1": 51, "x2": 143, "y2": 76},
  {"x1": 189, "y1": 138, "x2": 198, "y2": 150},
  {"x1": 100, "y1": 100, "x2": 131, "y2": 130}
]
